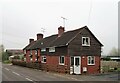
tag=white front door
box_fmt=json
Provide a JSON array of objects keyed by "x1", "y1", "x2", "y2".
[{"x1": 74, "y1": 56, "x2": 81, "y2": 74}]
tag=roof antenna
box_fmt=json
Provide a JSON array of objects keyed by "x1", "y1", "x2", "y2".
[
  {"x1": 61, "y1": 17, "x2": 67, "y2": 28},
  {"x1": 41, "y1": 28, "x2": 45, "y2": 34}
]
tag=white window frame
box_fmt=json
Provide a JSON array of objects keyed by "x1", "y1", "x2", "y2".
[
  {"x1": 87, "y1": 56, "x2": 95, "y2": 65},
  {"x1": 41, "y1": 56, "x2": 46, "y2": 63},
  {"x1": 82, "y1": 37, "x2": 90, "y2": 46},
  {"x1": 59, "y1": 56, "x2": 65, "y2": 65},
  {"x1": 49, "y1": 47, "x2": 55, "y2": 52},
  {"x1": 41, "y1": 48, "x2": 46, "y2": 52}
]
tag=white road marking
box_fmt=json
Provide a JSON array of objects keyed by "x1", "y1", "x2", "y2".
[
  {"x1": 12, "y1": 71, "x2": 20, "y2": 76},
  {"x1": 25, "y1": 78, "x2": 33, "y2": 81},
  {"x1": 4, "y1": 68, "x2": 9, "y2": 71}
]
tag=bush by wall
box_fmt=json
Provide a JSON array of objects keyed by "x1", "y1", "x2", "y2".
[{"x1": 101, "y1": 61, "x2": 119, "y2": 73}]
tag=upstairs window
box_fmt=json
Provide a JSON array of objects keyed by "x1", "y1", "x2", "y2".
[
  {"x1": 59, "y1": 56, "x2": 65, "y2": 65},
  {"x1": 82, "y1": 37, "x2": 90, "y2": 46},
  {"x1": 87, "y1": 56, "x2": 95, "y2": 65},
  {"x1": 49, "y1": 47, "x2": 55, "y2": 52},
  {"x1": 41, "y1": 48, "x2": 46, "y2": 52}
]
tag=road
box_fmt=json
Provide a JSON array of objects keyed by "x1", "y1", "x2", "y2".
[
  {"x1": 2, "y1": 63, "x2": 119, "y2": 82},
  {"x1": 2, "y1": 64, "x2": 75, "y2": 82}
]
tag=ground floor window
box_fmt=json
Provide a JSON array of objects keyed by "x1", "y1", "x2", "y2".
[
  {"x1": 70, "y1": 57, "x2": 74, "y2": 66},
  {"x1": 87, "y1": 56, "x2": 95, "y2": 65},
  {"x1": 59, "y1": 56, "x2": 65, "y2": 65},
  {"x1": 41, "y1": 56, "x2": 46, "y2": 63}
]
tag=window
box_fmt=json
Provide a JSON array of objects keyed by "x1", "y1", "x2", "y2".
[
  {"x1": 59, "y1": 56, "x2": 65, "y2": 65},
  {"x1": 41, "y1": 56, "x2": 46, "y2": 63},
  {"x1": 75, "y1": 58, "x2": 79, "y2": 66},
  {"x1": 30, "y1": 50, "x2": 32, "y2": 55},
  {"x1": 35, "y1": 50, "x2": 38, "y2": 61},
  {"x1": 35, "y1": 50, "x2": 38, "y2": 55},
  {"x1": 49, "y1": 47, "x2": 55, "y2": 52},
  {"x1": 41, "y1": 42, "x2": 43, "y2": 45},
  {"x1": 24, "y1": 50, "x2": 26, "y2": 54},
  {"x1": 70, "y1": 57, "x2": 74, "y2": 66},
  {"x1": 87, "y1": 56, "x2": 95, "y2": 65},
  {"x1": 29, "y1": 50, "x2": 33, "y2": 61},
  {"x1": 41, "y1": 48, "x2": 46, "y2": 52},
  {"x1": 82, "y1": 37, "x2": 90, "y2": 46}
]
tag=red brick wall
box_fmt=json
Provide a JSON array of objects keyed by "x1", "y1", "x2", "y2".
[
  {"x1": 38, "y1": 49, "x2": 41, "y2": 62},
  {"x1": 25, "y1": 52, "x2": 100, "y2": 74},
  {"x1": 81, "y1": 55, "x2": 100, "y2": 74},
  {"x1": 26, "y1": 50, "x2": 30, "y2": 62},
  {"x1": 40, "y1": 55, "x2": 70, "y2": 73},
  {"x1": 32, "y1": 50, "x2": 36, "y2": 62}
]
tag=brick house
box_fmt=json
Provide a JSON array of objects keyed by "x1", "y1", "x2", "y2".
[{"x1": 23, "y1": 26, "x2": 103, "y2": 74}]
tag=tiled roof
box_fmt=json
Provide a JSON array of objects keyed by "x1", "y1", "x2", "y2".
[
  {"x1": 49, "y1": 27, "x2": 84, "y2": 47},
  {"x1": 23, "y1": 26, "x2": 103, "y2": 50},
  {"x1": 30, "y1": 34, "x2": 58, "y2": 49}
]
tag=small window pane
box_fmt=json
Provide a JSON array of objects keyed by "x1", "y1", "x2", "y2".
[
  {"x1": 49, "y1": 47, "x2": 55, "y2": 52},
  {"x1": 59, "y1": 56, "x2": 64, "y2": 65},
  {"x1": 82, "y1": 37, "x2": 90, "y2": 46},
  {"x1": 75, "y1": 58, "x2": 79, "y2": 66},
  {"x1": 88, "y1": 56, "x2": 95, "y2": 65},
  {"x1": 41, "y1": 56, "x2": 46, "y2": 63}
]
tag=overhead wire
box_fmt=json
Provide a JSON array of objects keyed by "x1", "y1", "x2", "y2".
[{"x1": 87, "y1": 0, "x2": 93, "y2": 26}]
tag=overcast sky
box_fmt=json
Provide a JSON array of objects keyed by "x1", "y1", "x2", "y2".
[{"x1": 0, "y1": 0, "x2": 119, "y2": 55}]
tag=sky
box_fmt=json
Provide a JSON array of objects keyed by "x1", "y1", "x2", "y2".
[{"x1": 0, "y1": 0, "x2": 119, "y2": 55}]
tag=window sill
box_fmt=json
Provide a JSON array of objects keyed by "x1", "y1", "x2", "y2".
[
  {"x1": 49, "y1": 51, "x2": 55, "y2": 53},
  {"x1": 88, "y1": 64, "x2": 95, "y2": 66},
  {"x1": 82, "y1": 45, "x2": 90, "y2": 46},
  {"x1": 59, "y1": 63, "x2": 64, "y2": 65},
  {"x1": 41, "y1": 62, "x2": 46, "y2": 63}
]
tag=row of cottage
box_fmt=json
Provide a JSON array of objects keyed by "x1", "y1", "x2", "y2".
[{"x1": 23, "y1": 26, "x2": 103, "y2": 74}]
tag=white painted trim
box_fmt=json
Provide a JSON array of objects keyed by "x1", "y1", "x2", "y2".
[
  {"x1": 41, "y1": 48, "x2": 46, "y2": 52},
  {"x1": 87, "y1": 56, "x2": 95, "y2": 65},
  {"x1": 49, "y1": 47, "x2": 55, "y2": 52},
  {"x1": 59, "y1": 56, "x2": 65, "y2": 65},
  {"x1": 82, "y1": 37, "x2": 90, "y2": 46},
  {"x1": 41, "y1": 56, "x2": 46, "y2": 63},
  {"x1": 74, "y1": 56, "x2": 81, "y2": 74}
]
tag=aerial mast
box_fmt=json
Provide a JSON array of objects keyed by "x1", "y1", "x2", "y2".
[{"x1": 61, "y1": 17, "x2": 67, "y2": 28}]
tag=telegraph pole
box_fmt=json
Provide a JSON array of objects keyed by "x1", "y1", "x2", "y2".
[{"x1": 61, "y1": 17, "x2": 67, "y2": 28}]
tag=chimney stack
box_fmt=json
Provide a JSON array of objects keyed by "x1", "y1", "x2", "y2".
[
  {"x1": 37, "y1": 33, "x2": 43, "y2": 40},
  {"x1": 58, "y1": 26, "x2": 64, "y2": 37},
  {"x1": 29, "y1": 39, "x2": 34, "y2": 44}
]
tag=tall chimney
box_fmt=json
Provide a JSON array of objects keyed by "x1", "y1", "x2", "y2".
[
  {"x1": 58, "y1": 26, "x2": 64, "y2": 37},
  {"x1": 29, "y1": 39, "x2": 34, "y2": 44},
  {"x1": 37, "y1": 33, "x2": 43, "y2": 40}
]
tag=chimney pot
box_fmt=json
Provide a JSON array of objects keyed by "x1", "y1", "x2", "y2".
[
  {"x1": 58, "y1": 26, "x2": 64, "y2": 37},
  {"x1": 29, "y1": 39, "x2": 34, "y2": 44},
  {"x1": 37, "y1": 33, "x2": 43, "y2": 40}
]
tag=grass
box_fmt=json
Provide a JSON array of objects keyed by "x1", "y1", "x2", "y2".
[
  {"x1": 102, "y1": 66, "x2": 120, "y2": 72},
  {"x1": 3, "y1": 60, "x2": 11, "y2": 64},
  {"x1": 117, "y1": 67, "x2": 120, "y2": 72}
]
